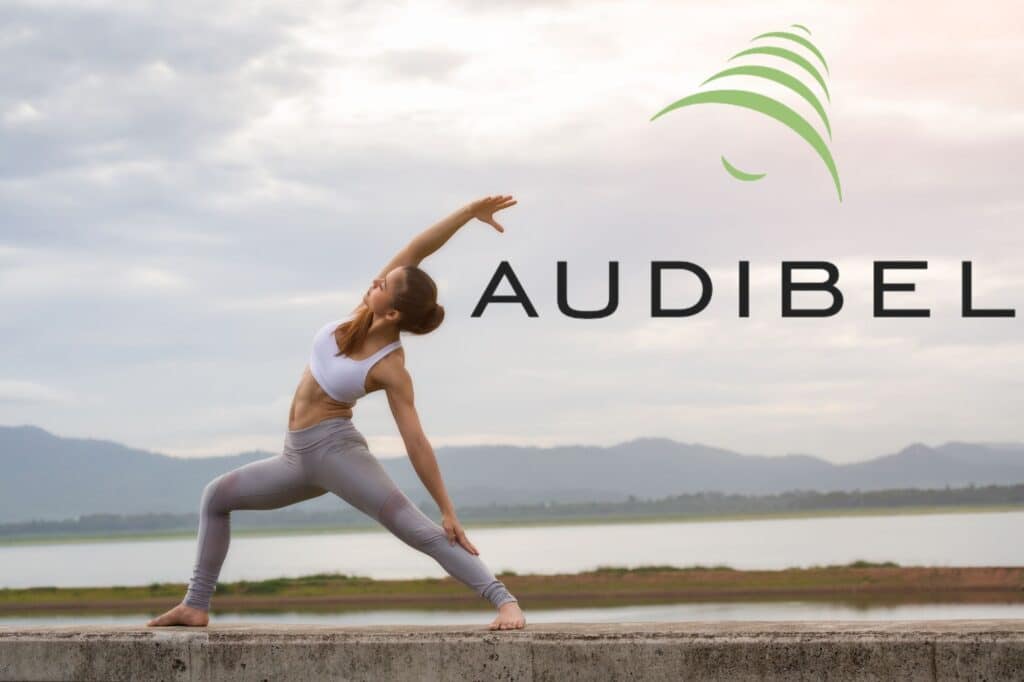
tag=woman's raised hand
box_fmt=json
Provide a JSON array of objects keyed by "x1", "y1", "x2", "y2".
[{"x1": 468, "y1": 195, "x2": 516, "y2": 233}]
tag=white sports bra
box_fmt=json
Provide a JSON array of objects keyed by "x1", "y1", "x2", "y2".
[{"x1": 309, "y1": 313, "x2": 403, "y2": 403}]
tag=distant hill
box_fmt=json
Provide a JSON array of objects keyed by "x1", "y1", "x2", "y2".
[{"x1": 1, "y1": 424, "x2": 1023, "y2": 523}]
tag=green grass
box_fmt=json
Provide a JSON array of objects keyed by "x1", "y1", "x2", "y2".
[
  {"x1": 4, "y1": 561, "x2": 1022, "y2": 616},
  {"x1": 0, "y1": 562, "x2": 897, "y2": 605},
  {"x1": 4, "y1": 557, "x2": 1019, "y2": 614}
]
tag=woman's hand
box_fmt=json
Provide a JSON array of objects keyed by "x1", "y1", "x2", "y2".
[
  {"x1": 442, "y1": 512, "x2": 480, "y2": 555},
  {"x1": 467, "y1": 195, "x2": 517, "y2": 233}
]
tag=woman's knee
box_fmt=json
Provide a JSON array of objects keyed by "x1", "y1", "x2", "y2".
[{"x1": 200, "y1": 471, "x2": 238, "y2": 514}]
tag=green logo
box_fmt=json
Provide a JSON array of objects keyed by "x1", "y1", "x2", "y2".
[{"x1": 651, "y1": 24, "x2": 842, "y2": 202}]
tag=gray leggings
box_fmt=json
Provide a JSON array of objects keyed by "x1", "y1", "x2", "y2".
[{"x1": 183, "y1": 417, "x2": 517, "y2": 611}]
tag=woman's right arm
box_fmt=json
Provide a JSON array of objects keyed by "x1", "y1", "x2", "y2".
[{"x1": 379, "y1": 359, "x2": 481, "y2": 555}]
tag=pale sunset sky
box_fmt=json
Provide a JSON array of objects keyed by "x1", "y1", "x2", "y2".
[{"x1": 1, "y1": 0, "x2": 1020, "y2": 463}]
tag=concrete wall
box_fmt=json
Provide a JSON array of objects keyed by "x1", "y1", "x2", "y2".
[{"x1": 2, "y1": 620, "x2": 1023, "y2": 681}]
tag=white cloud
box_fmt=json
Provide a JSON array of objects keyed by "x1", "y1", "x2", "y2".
[
  {"x1": 2, "y1": 100, "x2": 41, "y2": 125},
  {"x1": 0, "y1": 247, "x2": 195, "y2": 298},
  {"x1": 122, "y1": 266, "x2": 191, "y2": 291},
  {"x1": 0, "y1": 379, "x2": 79, "y2": 405},
  {"x1": 209, "y1": 289, "x2": 360, "y2": 312}
]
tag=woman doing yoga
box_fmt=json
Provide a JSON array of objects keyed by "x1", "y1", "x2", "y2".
[{"x1": 146, "y1": 195, "x2": 525, "y2": 631}]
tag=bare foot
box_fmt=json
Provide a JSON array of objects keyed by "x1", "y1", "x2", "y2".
[
  {"x1": 146, "y1": 603, "x2": 209, "y2": 627},
  {"x1": 488, "y1": 600, "x2": 526, "y2": 630}
]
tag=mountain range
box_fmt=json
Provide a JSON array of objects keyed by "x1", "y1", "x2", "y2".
[{"x1": 2, "y1": 424, "x2": 1022, "y2": 523}]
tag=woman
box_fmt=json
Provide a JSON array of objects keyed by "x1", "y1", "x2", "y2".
[{"x1": 147, "y1": 195, "x2": 526, "y2": 631}]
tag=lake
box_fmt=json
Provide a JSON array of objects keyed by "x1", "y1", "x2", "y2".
[{"x1": 2, "y1": 509, "x2": 1021, "y2": 590}]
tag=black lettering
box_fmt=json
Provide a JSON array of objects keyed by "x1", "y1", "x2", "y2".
[
  {"x1": 471, "y1": 260, "x2": 539, "y2": 317},
  {"x1": 651, "y1": 261, "x2": 712, "y2": 316},
  {"x1": 739, "y1": 260, "x2": 750, "y2": 317},
  {"x1": 781, "y1": 261, "x2": 843, "y2": 317},
  {"x1": 873, "y1": 260, "x2": 930, "y2": 317},
  {"x1": 557, "y1": 261, "x2": 618, "y2": 319},
  {"x1": 962, "y1": 261, "x2": 1016, "y2": 317}
]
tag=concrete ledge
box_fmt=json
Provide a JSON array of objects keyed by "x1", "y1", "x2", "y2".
[{"x1": 2, "y1": 620, "x2": 1024, "y2": 681}]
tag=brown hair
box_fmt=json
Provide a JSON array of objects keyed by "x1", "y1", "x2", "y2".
[{"x1": 332, "y1": 266, "x2": 445, "y2": 356}]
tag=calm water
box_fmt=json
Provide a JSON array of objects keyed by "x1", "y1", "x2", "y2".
[
  {"x1": 2, "y1": 510, "x2": 1021, "y2": 590},
  {"x1": 3, "y1": 603, "x2": 1024, "y2": 628}
]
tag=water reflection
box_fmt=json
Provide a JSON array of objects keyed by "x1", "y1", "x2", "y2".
[{"x1": 3, "y1": 601, "x2": 1023, "y2": 628}]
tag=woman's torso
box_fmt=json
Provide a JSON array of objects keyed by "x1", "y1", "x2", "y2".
[{"x1": 287, "y1": 313, "x2": 404, "y2": 431}]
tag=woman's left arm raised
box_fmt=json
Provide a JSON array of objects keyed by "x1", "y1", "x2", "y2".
[{"x1": 372, "y1": 195, "x2": 516, "y2": 282}]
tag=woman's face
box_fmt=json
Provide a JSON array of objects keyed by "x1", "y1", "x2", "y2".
[{"x1": 363, "y1": 267, "x2": 402, "y2": 316}]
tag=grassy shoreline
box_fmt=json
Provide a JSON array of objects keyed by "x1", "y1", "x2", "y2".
[
  {"x1": 2, "y1": 503, "x2": 1022, "y2": 547},
  {"x1": 2, "y1": 563, "x2": 1023, "y2": 615}
]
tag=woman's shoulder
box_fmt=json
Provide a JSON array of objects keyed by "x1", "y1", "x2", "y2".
[{"x1": 366, "y1": 344, "x2": 409, "y2": 394}]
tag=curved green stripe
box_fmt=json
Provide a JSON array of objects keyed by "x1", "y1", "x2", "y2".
[
  {"x1": 750, "y1": 31, "x2": 829, "y2": 76},
  {"x1": 728, "y1": 46, "x2": 830, "y2": 102},
  {"x1": 700, "y1": 64, "x2": 831, "y2": 139},
  {"x1": 791, "y1": 23, "x2": 811, "y2": 35},
  {"x1": 649, "y1": 89, "x2": 843, "y2": 202},
  {"x1": 721, "y1": 155, "x2": 765, "y2": 181}
]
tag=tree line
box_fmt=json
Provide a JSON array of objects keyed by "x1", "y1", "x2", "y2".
[{"x1": 2, "y1": 482, "x2": 1022, "y2": 539}]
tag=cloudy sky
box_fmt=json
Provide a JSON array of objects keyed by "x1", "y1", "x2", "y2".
[{"x1": 1, "y1": 0, "x2": 1020, "y2": 464}]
